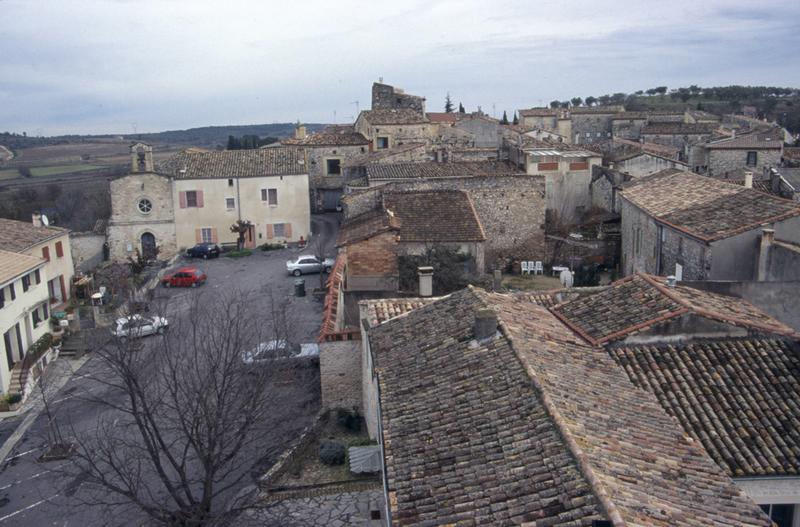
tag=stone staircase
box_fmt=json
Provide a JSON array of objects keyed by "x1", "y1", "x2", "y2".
[{"x1": 7, "y1": 362, "x2": 27, "y2": 396}]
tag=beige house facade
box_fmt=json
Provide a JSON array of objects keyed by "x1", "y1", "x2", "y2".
[{"x1": 108, "y1": 145, "x2": 311, "y2": 261}]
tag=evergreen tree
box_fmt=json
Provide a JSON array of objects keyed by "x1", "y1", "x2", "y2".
[
  {"x1": 501, "y1": 111, "x2": 509, "y2": 125},
  {"x1": 458, "y1": 102, "x2": 465, "y2": 113},
  {"x1": 444, "y1": 93, "x2": 454, "y2": 113},
  {"x1": 571, "y1": 97, "x2": 582, "y2": 107},
  {"x1": 512, "y1": 111, "x2": 519, "y2": 125},
  {"x1": 226, "y1": 135, "x2": 240, "y2": 150}
]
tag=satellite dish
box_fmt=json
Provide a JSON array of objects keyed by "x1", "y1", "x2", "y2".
[{"x1": 41, "y1": 214, "x2": 49, "y2": 226}]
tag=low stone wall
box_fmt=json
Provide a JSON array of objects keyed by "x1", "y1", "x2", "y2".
[
  {"x1": 70, "y1": 232, "x2": 106, "y2": 272},
  {"x1": 319, "y1": 341, "x2": 362, "y2": 412}
]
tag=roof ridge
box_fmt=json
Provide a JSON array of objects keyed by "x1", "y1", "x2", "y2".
[{"x1": 484, "y1": 292, "x2": 625, "y2": 526}]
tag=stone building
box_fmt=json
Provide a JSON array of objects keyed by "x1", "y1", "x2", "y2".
[
  {"x1": 610, "y1": 112, "x2": 649, "y2": 139},
  {"x1": 282, "y1": 124, "x2": 369, "y2": 212},
  {"x1": 613, "y1": 151, "x2": 689, "y2": 178},
  {"x1": 108, "y1": 144, "x2": 311, "y2": 261},
  {"x1": 342, "y1": 162, "x2": 546, "y2": 270},
  {"x1": 619, "y1": 170, "x2": 800, "y2": 280},
  {"x1": 370, "y1": 81, "x2": 425, "y2": 113},
  {"x1": 569, "y1": 105, "x2": 625, "y2": 144},
  {"x1": 702, "y1": 132, "x2": 784, "y2": 178},
  {"x1": 341, "y1": 143, "x2": 429, "y2": 186},
  {"x1": 354, "y1": 109, "x2": 434, "y2": 150},
  {"x1": 639, "y1": 122, "x2": 720, "y2": 165}
]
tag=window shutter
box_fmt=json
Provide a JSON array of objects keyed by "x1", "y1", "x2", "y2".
[
  {"x1": 266, "y1": 224, "x2": 274, "y2": 239},
  {"x1": 34, "y1": 270, "x2": 40, "y2": 284},
  {"x1": 9, "y1": 284, "x2": 15, "y2": 300},
  {"x1": 42, "y1": 246, "x2": 50, "y2": 261},
  {"x1": 55, "y1": 241, "x2": 64, "y2": 257},
  {"x1": 0, "y1": 288, "x2": 4, "y2": 309},
  {"x1": 211, "y1": 228, "x2": 218, "y2": 243},
  {"x1": 59, "y1": 275, "x2": 67, "y2": 302},
  {"x1": 196, "y1": 191, "x2": 204, "y2": 208},
  {"x1": 284, "y1": 223, "x2": 292, "y2": 239},
  {"x1": 195, "y1": 229, "x2": 202, "y2": 243},
  {"x1": 180, "y1": 192, "x2": 187, "y2": 208},
  {"x1": 43, "y1": 303, "x2": 48, "y2": 319}
]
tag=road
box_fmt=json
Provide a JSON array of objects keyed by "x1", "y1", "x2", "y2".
[{"x1": 0, "y1": 215, "x2": 338, "y2": 525}]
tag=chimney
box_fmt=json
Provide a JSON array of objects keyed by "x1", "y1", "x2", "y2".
[
  {"x1": 32, "y1": 212, "x2": 42, "y2": 228},
  {"x1": 757, "y1": 228, "x2": 775, "y2": 281},
  {"x1": 744, "y1": 171, "x2": 753, "y2": 189},
  {"x1": 294, "y1": 124, "x2": 306, "y2": 140},
  {"x1": 665, "y1": 275, "x2": 677, "y2": 288},
  {"x1": 731, "y1": 128, "x2": 736, "y2": 138},
  {"x1": 417, "y1": 266, "x2": 434, "y2": 297},
  {"x1": 473, "y1": 309, "x2": 498, "y2": 341}
]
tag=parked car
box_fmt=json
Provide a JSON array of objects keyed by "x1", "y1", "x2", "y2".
[
  {"x1": 240, "y1": 340, "x2": 292, "y2": 365},
  {"x1": 286, "y1": 255, "x2": 335, "y2": 276},
  {"x1": 186, "y1": 243, "x2": 221, "y2": 259},
  {"x1": 161, "y1": 267, "x2": 207, "y2": 288},
  {"x1": 111, "y1": 314, "x2": 169, "y2": 340}
]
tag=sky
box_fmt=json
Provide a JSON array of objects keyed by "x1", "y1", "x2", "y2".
[{"x1": 1, "y1": 0, "x2": 799, "y2": 136}]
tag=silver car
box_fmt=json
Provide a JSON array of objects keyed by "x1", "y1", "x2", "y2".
[
  {"x1": 111, "y1": 315, "x2": 169, "y2": 340},
  {"x1": 286, "y1": 255, "x2": 335, "y2": 276}
]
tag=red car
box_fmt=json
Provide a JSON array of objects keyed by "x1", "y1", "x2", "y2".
[{"x1": 161, "y1": 267, "x2": 207, "y2": 288}]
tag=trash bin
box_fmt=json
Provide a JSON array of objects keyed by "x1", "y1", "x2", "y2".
[{"x1": 294, "y1": 278, "x2": 306, "y2": 297}]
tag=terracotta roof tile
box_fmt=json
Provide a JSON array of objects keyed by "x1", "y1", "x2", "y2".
[
  {"x1": 706, "y1": 132, "x2": 784, "y2": 150},
  {"x1": 336, "y1": 210, "x2": 400, "y2": 247},
  {"x1": 620, "y1": 170, "x2": 800, "y2": 241},
  {"x1": 382, "y1": 190, "x2": 486, "y2": 242},
  {"x1": 0, "y1": 249, "x2": 45, "y2": 285},
  {"x1": 371, "y1": 287, "x2": 771, "y2": 526},
  {"x1": 362, "y1": 297, "x2": 439, "y2": 327},
  {"x1": 610, "y1": 337, "x2": 800, "y2": 477},
  {"x1": 0, "y1": 218, "x2": 68, "y2": 253},
  {"x1": 552, "y1": 273, "x2": 797, "y2": 345},
  {"x1": 641, "y1": 122, "x2": 719, "y2": 135},
  {"x1": 344, "y1": 143, "x2": 428, "y2": 167},
  {"x1": 365, "y1": 161, "x2": 523, "y2": 181},
  {"x1": 159, "y1": 148, "x2": 306, "y2": 179},
  {"x1": 282, "y1": 129, "x2": 369, "y2": 146}
]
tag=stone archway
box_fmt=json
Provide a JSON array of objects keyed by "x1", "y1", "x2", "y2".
[{"x1": 141, "y1": 232, "x2": 157, "y2": 260}]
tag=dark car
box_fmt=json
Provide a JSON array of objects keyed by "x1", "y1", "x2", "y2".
[
  {"x1": 186, "y1": 243, "x2": 221, "y2": 259},
  {"x1": 161, "y1": 267, "x2": 207, "y2": 288}
]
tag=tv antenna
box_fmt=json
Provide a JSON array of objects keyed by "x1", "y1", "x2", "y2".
[{"x1": 351, "y1": 100, "x2": 360, "y2": 115}]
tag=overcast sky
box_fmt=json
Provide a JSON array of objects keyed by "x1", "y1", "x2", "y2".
[{"x1": 1, "y1": 0, "x2": 799, "y2": 136}]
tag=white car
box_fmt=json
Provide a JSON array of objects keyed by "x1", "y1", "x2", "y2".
[
  {"x1": 111, "y1": 315, "x2": 169, "y2": 340},
  {"x1": 240, "y1": 340, "x2": 290, "y2": 365},
  {"x1": 286, "y1": 255, "x2": 336, "y2": 277}
]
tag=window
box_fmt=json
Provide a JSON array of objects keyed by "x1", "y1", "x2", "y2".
[
  {"x1": 8, "y1": 284, "x2": 14, "y2": 301},
  {"x1": 200, "y1": 228, "x2": 214, "y2": 243},
  {"x1": 22, "y1": 274, "x2": 30, "y2": 292},
  {"x1": 186, "y1": 191, "x2": 198, "y2": 207},
  {"x1": 42, "y1": 246, "x2": 50, "y2": 262},
  {"x1": 0, "y1": 288, "x2": 4, "y2": 309},
  {"x1": 326, "y1": 159, "x2": 341, "y2": 175},
  {"x1": 34, "y1": 270, "x2": 40, "y2": 285},
  {"x1": 376, "y1": 137, "x2": 389, "y2": 149},
  {"x1": 746, "y1": 151, "x2": 758, "y2": 167},
  {"x1": 760, "y1": 504, "x2": 794, "y2": 527},
  {"x1": 55, "y1": 241, "x2": 64, "y2": 257},
  {"x1": 273, "y1": 223, "x2": 285, "y2": 237},
  {"x1": 33, "y1": 308, "x2": 40, "y2": 326},
  {"x1": 225, "y1": 198, "x2": 236, "y2": 209},
  {"x1": 228, "y1": 178, "x2": 234, "y2": 187},
  {"x1": 137, "y1": 198, "x2": 153, "y2": 214},
  {"x1": 264, "y1": 188, "x2": 278, "y2": 206}
]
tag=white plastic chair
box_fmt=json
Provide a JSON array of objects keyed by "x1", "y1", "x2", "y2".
[
  {"x1": 533, "y1": 261, "x2": 544, "y2": 275},
  {"x1": 521, "y1": 261, "x2": 530, "y2": 275}
]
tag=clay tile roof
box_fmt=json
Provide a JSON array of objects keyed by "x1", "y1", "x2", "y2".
[
  {"x1": 370, "y1": 287, "x2": 771, "y2": 526},
  {"x1": 282, "y1": 129, "x2": 369, "y2": 146},
  {"x1": 641, "y1": 122, "x2": 719, "y2": 135},
  {"x1": 783, "y1": 146, "x2": 800, "y2": 162},
  {"x1": 609, "y1": 337, "x2": 800, "y2": 478},
  {"x1": 620, "y1": 170, "x2": 800, "y2": 241},
  {"x1": 705, "y1": 132, "x2": 784, "y2": 150},
  {"x1": 0, "y1": 217, "x2": 68, "y2": 253},
  {"x1": 0, "y1": 249, "x2": 45, "y2": 286},
  {"x1": 518, "y1": 107, "x2": 558, "y2": 117},
  {"x1": 365, "y1": 161, "x2": 523, "y2": 181},
  {"x1": 612, "y1": 137, "x2": 681, "y2": 159},
  {"x1": 552, "y1": 273, "x2": 796, "y2": 345},
  {"x1": 425, "y1": 112, "x2": 458, "y2": 124},
  {"x1": 382, "y1": 190, "x2": 486, "y2": 242},
  {"x1": 336, "y1": 210, "x2": 400, "y2": 247},
  {"x1": 359, "y1": 109, "x2": 429, "y2": 125},
  {"x1": 159, "y1": 148, "x2": 306, "y2": 179},
  {"x1": 362, "y1": 297, "x2": 439, "y2": 327},
  {"x1": 344, "y1": 143, "x2": 428, "y2": 167}
]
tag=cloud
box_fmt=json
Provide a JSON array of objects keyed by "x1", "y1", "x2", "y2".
[{"x1": 0, "y1": 0, "x2": 798, "y2": 134}]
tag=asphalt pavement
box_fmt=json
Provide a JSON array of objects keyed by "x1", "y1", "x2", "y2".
[{"x1": 0, "y1": 214, "x2": 337, "y2": 526}]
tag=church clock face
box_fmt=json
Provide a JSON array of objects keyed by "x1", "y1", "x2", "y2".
[{"x1": 138, "y1": 198, "x2": 153, "y2": 214}]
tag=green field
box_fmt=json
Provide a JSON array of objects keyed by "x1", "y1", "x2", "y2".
[
  {"x1": 0, "y1": 169, "x2": 20, "y2": 180},
  {"x1": 30, "y1": 164, "x2": 108, "y2": 177}
]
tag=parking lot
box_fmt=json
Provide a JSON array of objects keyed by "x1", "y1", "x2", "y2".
[{"x1": 0, "y1": 214, "x2": 338, "y2": 526}]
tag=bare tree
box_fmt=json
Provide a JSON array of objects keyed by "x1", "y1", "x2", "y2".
[
  {"x1": 230, "y1": 220, "x2": 253, "y2": 251},
  {"x1": 66, "y1": 288, "x2": 312, "y2": 525}
]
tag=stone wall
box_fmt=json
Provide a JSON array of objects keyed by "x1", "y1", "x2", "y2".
[
  {"x1": 355, "y1": 122, "x2": 436, "y2": 150},
  {"x1": 70, "y1": 232, "x2": 106, "y2": 272},
  {"x1": 453, "y1": 117, "x2": 502, "y2": 147},
  {"x1": 343, "y1": 175, "x2": 547, "y2": 270},
  {"x1": 707, "y1": 148, "x2": 782, "y2": 177},
  {"x1": 371, "y1": 82, "x2": 425, "y2": 113},
  {"x1": 611, "y1": 119, "x2": 647, "y2": 140},
  {"x1": 572, "y1": 113, "x2": 616, "y2": 144},
  {"x1": 299, "y1": 145, "x2": 369, "y2": 212},
  {"x1": 620, "y1": 198, "x2": 659, "y2": 276},
  {"x1": 319, "y1": 341, "x2": 362, "y2": 412},
  {"x1": 107, "y1": 173, "x2": 178, "y2": 261},
  {"x1": 658, "y1": 226, "x2": 709, "y2": 280}
]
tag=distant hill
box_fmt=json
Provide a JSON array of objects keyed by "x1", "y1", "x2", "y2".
[{"x1": 122, "y1": 123, "x2": 329, "y2": 148}]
